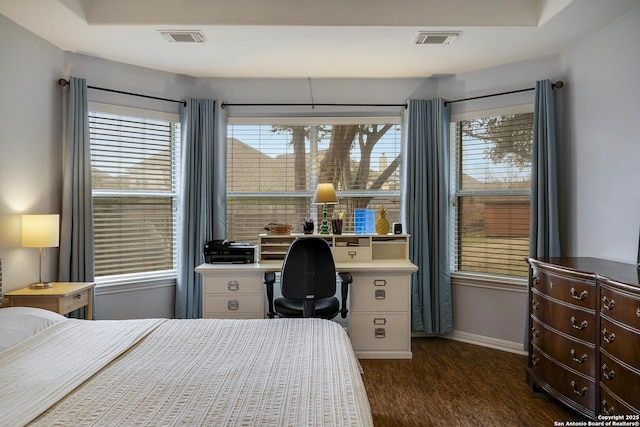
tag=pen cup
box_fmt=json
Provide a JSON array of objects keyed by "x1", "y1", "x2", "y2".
[
  {"x1": 299, "y1": 221, "x2": 314, "y2": 234},
  {"x1": 331, "y1": 219, "x2": 343, "y2": 235}
]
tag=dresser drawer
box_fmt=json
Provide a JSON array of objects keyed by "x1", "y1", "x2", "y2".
[
  {"x1": 600, "y1": 318, "x2": 640, "y2": 367},
  {"x1": 61, "y1": 290, "x2": 90, "y2": 314},
  {"x1": 600, "y1": 386, "x2": 640, "y2": 416},
  {"x1": 350, "y1": 274, "x2": 409, "y2": 312},
  {"x1": 349, "y1": 313, "x2": 409, "y2": 352},
  {"x1": 600, "y1": 284, "x2": 640, "y2": 330},
  {"x1": 204, "y1": 295, "x2": 263, "y2": 317},
  {"x1": 531, "y1": 318, "x2": 596, "y2": 377},
  {"x1": 531, "y1": 267, "x2": 596, "y2": 309},
  {"x1": 600, "y1": 352, "x2": 640, "y2": 411},
  {"x1": 530, "y1": 346, "x2": 596, "y2": 413},
  {"x1": 531, "y1": 290, "x2": 596, "y2": 342},
  {"x1": 203, "y1": 275, "x2": 262, "y2": 295}
]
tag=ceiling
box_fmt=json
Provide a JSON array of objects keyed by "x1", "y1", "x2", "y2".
[{"x1": 1, "y1": 0, "x2": 639, "y2": 78}]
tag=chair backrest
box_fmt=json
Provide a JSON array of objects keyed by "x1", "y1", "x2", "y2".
[{"x1": 280, "y1": 238, "x2": 336, "y2": 301}]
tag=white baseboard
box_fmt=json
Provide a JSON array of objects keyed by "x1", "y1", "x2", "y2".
[{"x1": 443, "y1": 330, "x2": 527, "y2": 356}]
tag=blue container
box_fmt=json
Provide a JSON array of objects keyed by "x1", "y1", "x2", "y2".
[{"x1": 354, "y1": 209, "x2": 375, "y2": 234}]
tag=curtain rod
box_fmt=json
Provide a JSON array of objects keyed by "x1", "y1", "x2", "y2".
[
  {"x1": 444, "y1": 80, "x2": 564, "y2": 106},
  {"x1": 57, "y1": 79, "x2": 186, "y2": 106},
  {"x1": 221, "y1": 102, "x2": 408, "y2": 109}
]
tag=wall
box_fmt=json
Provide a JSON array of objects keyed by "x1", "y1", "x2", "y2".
[{"x1": 2, "y1": 5, "x2": 638, "y2": 349}]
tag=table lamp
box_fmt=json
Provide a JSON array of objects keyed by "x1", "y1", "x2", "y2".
[
  {"x1": 313, "y1": 183, "x2": 338, "y2": 234},
  {"x1": 22, "y1": 214, "x2": 60, "y2": 289}
]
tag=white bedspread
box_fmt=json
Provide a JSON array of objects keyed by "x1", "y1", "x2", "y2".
[{"x1": 1, "y1": 318, "x2": 372, "y2": 426}]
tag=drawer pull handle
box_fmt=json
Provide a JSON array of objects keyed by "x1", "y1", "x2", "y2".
[
  {"x1": 373, "y1": 279, "x2": 387, "y2": 287},
  {"x1": 374, "y1": 328, "x2": 386, "y2": 338},
  {"x1": 602, "y1": 364, "x2": 616, "y2": 380},
  {"x1": 374, "y1": 289, "x2": 386, "y2": 299},
  {"x1": 602, "y1": 329, "x2": 616, "y2": 344},
  {"x1": 531, "y1": 354, "x2": 540, "y2": 366},
  {"x1": 570, "y1": 381, "x2": 588, "y2": 396},
  {"x1": 227, "y1": 300, "x2": 239, "y2": 310},
  {"x1": 228, "y1": 281, "x2": 239, "y2": 291},
  {"x1": 532, "y1": 276, "x2": 540, "y2": 286},
  {"x1": 532, "y1": 301, "x2": 540, "y2": 310},
  {"x1": 570, "y1": 317, "x2": 588, "y2": 330},
  {"x1": 636, "y1": 307, "x2": 640, "y2": 318},
  {"x1": 602, "y1": 399, "x2": 615, "y2": 416},
  {"x1": 531, "y1": 327, "x2": 539, "y2": 338},
  {"x1": 348, "y1": 251, "x2": 357, "y2": 259},
  {"x1": 602, "y1": 296, "x2": 615, "y2": 310},
  {"x1": 74, "y1": 294, "x2": 81, "y2": 300},
  {"x1": 373, "y1": 318, "x2": 387, "y2": 325},
  {"x1": 570, "y1": 288, "x2": 588, "y2": 300},
  {"x1": 570, "y1": 349, "x2": 588, "y2": 364}
]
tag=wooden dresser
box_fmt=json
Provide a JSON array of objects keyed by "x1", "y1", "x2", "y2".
[{"x1": 526, "y1": 257, "x2": 640, "y2": 418}]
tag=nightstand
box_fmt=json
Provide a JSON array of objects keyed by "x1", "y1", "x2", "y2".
[{"x1": 4, "y1": 282, "x2": 95, "y2": 319}]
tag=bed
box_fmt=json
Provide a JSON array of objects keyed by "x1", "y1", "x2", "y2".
[{"x1": 0, "y1": 307, "x2": 373, "y2": 426}]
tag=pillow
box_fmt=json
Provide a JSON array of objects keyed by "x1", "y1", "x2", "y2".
[{"x1": 0, "y1": 307, "x2": 68, "y2": 352}]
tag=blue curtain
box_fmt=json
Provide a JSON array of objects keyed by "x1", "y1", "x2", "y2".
[
  {"x1": 175, "y1": 98, "x2": 226, "y2": 319},
  {"x1": 525, "y1": 79, "x2": 562, "y2": 349},
  {"x1": 403, "y1": 99, "x2": 453, "y2": 334},
  {"x1": 58, "y1": 77, "x2": 95, "y2": 319}
]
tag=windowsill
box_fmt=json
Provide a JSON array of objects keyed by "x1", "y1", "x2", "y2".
[{"x1": 451, "y1": 271, "x2": 527, "y2": 293}]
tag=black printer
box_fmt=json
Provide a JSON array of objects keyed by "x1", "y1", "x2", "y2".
[{"x1": 203, "y1": 239, "x2": 257, "y2": 264}]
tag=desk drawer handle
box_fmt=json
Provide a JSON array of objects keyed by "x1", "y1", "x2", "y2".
[
  {"x1": 374, "y1": 289, "x2": 386, "y2": 299},
  {"x1": 348, "y1": 251, "x2": 357, "y2": 259},
  {"x1": 602, "y1": 399, "x2": 615, "y2": 416},
  {"x1": 602, "y1": 296, "x2": 615, "y2": 310},
  {"x1": 373, "y1": 279, "x2": 387, "y2": 287},
  {"x1": 570, "y1": 349, "x2": 588, "y2": 364},
  {"x1": 570, "y1": 317, "x2": 588, "y2": 330},
  {"x1": 570, "y1": 381, "x2": 588, "y2": 396},
  {"x1": 374, "y1": 328, "x2": 386, "y2": 338},
  {"x1": 602, "y1": 364, "x2": 615, "y2": 380},
  {"x1": 373, "y1": 318, "x2": 387, "y2": 325},
  {"x1": 74, "y1": 294, "x2": 81, "y2": 300},
  {"x1": 228, "y1": 281, "x2": 239, "y2": 291},
  {"x1": 602, "y1": 329, "x2": 616, "y2": 344},
  {"x1": 227, "y1": 300, "x2": 239, "y2": 310},
  {"x1": 570, "y1": 288, "x2": 588, "y2": 300}
]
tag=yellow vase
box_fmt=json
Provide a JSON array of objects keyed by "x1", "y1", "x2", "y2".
[{"x1": 375, "y1": 206, "x2": 390, "y2": 235}]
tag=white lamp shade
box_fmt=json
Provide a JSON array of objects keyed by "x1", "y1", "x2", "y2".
[
  {"x1": 22, "y1": 214, "x2": 60, "y2": 248},
  {"x1": 313, "y1": 183, "x2": 338, "y2": 204}
]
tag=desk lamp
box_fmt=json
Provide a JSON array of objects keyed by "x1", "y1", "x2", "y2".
[
  {"x1": 313, "y1": 183, "x2": 338, "y2": 234},
  {"x1": 22, "y1": 214, "x2": 60, "y2": 289}
]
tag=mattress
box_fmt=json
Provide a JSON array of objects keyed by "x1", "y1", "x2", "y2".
[{"x1": 0, "y1": 317, "x2": 372, "y2": 426}]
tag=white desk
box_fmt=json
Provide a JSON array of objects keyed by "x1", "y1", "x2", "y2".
[{"x1": 196, "y1": 258, "x2": 417, "y2": 359}]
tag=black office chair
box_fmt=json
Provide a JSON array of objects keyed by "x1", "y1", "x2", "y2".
[{"x1": 264, "y1": 237, "x2": 352, "y2": 319}]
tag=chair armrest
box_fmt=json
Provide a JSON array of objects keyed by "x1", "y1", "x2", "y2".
[
  {"x1": 263, "y1": 272, "x2": 276, "y2": 319},
  {"x1": 337, "y1": 272, "x2": 352, "y2": 318}
]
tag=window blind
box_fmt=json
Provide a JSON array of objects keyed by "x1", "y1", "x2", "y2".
[
  {"x1": 89, "y1": 111, "x2": 180, "y2": 277},
  {"x1": 227, "y1": 121, "x2": 401, "y2": 243},
  {"x1": 451, "y1": 112, "x2": 533, "y2": 278}
]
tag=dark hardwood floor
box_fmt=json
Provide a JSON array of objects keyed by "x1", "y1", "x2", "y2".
[{"x1": 359, "y1": 337, "x2": 587, "y2": 427}]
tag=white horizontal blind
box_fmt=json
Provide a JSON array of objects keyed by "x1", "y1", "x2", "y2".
[
  {"x1": 227, "y1": 120, "x2": 401, "y2": 243},
  {"x1": 89, "y1": 110, "x2": 180, "y2": 277},
  {"x1": 451, "y1": 112, "x2": 533, "y2": 278}
]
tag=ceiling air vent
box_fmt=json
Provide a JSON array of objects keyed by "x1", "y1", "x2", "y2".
[
  {"x1": 159, "y1": 30, "x2": 207, "y2": 43},
  {"x1": 413, "y1": 32, "x2": 459, "y2": 45}
]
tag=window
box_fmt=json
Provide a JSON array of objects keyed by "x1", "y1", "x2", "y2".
[
  {"x1": 89, "y1": 104, "x2": 180, "y2": 280},
  {"x1": 226, "y1": 118, "x2": 402, "y2": 243},
  {"x1": 450, "y1": 108, "x2": 533, "y2": 278}
]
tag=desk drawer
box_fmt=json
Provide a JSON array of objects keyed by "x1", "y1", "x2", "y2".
[
  {"x1": 203, "y1": 275, "x2": 261, "y2": 294},
  {"x1": 60, "y1": 291, "x2": 89, "y2": 314},
  {"x1": 204, "y1": 295, "x2": 263, "y2": 317},
  {"x1": 350, "y1": 275, "x2": 409, "y2": 312},
  {"x1": 349, "y1": 313, "x2": 409, "y2": 352},
  {"x1": 332, "y1": 247, "x2": 372, "y2": 263}
]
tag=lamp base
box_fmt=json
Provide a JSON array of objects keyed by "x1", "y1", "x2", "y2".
[{"x1": 29, "y1": 282, "x2": 53, "y2": 289}]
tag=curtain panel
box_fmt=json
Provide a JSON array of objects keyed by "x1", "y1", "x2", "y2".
[
  {"x1": 403, "y1": 99, "x2": 453, "y2": 334},
  {"x1": 58, "y1": 76, "x2": 95, "y2": 319},
  {"x1": 175, "y1": 98, "x2": 226, "y2": 319}
]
